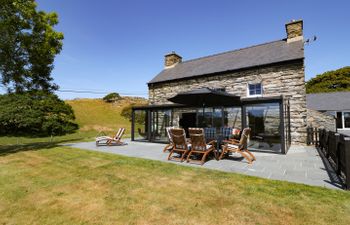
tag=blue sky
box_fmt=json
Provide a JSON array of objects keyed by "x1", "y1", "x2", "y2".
[{"x1": 21, "y1": 0, "x2": 350, "y2": 99}]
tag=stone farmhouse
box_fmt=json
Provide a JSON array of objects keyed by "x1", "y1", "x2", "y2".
[{"x1": 132, "y1": 20, "x2": 312, "y2": 154}]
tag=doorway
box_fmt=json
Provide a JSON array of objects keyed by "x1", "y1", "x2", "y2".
[{"x1": 180, "y1": 113, "x2": 197, "y2": 137}]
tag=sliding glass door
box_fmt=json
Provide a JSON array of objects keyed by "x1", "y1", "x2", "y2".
[{"x1": 244, "y1": 102, "x2": 282, "y2": 153}]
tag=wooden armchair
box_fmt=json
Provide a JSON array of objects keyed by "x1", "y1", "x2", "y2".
[
  {"x1": 163, "y1": 126, "x2": 175, "y2": 152},
  {"x1": 189, "y1": 127, "x2": 204, "y2": 135},
  {"x1": 187, "y1": 133, "x2": 217, "y2": 165},
  {"x1": 167, "y1": 128, "x2": 190, "y2": 162},
  {"x1": 219, "y1": 127, "x2": 256, "y2": 164}
]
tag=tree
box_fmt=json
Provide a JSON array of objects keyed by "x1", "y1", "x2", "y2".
[
  {"x1": 0, "y1": 0, "x2": 63, "y2": 93},
  {"x1": 306, "y1": 66, "x2": 350, "y2": 93},
  {"x1": 0, "y1": 91, "x2": 78, "y2": 136},
  {"x1": 103, "y1": 92, "x2": 121, "y2": 103},
  {"x1": 121, "y1": 104, "x2": 146, "y2": 124}
]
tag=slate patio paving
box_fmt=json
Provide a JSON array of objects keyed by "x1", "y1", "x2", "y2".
[{"x1": 65, "y1": 140, "x2": 343, "y2": 190}]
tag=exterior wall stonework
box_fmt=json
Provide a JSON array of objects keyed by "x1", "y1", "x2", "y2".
[
  {"x1": 148, "y1": 60, "x2": 307, "y2": 145},
  {"x1": 307, "y1": 109, "x2": 336, "y2": 132}
]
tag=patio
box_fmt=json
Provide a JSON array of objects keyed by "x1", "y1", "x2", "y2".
[{"x1": 66, "y1": 140, "x2": 343, "y2": 190}]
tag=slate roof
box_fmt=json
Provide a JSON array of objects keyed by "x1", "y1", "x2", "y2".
[
  {"x1": 149, "y1": 39, "x2": 304, "y2": 84},
  {"x1": 306, "y1": 92, "x2": 350, "y2": 111}
]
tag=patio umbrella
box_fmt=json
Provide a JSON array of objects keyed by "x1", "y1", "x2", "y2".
[{"x1": 167, "y1": 87, "x2": 241, "y2": 107}]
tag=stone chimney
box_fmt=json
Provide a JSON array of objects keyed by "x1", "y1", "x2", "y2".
[
  {"x1": 285, "y1": 19, "x2": 303, "y2": 43},
  {"x1": 164, "y1": 51, "x2": 182, "y2": 69}
]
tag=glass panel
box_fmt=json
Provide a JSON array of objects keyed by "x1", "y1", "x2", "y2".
[
  {"x1": 151, "y1": 109, "x2": 172, "y2": 142},
  {"x1": 245, "y1": 102, "x2": 281, "y2": 152},
  {"x1": 213, "y1": 108, "x2": 223, "y2": 132},
  {"x1": 336, "y1": 112, "x2": 343, "y2": 128},
  {"x1": 133, "y1": 110, "x2": 148, "y2": 141},
  {"x1": 344, "y1": 112, "x2": 350, "y2": 128},
  {"x1": 249, "y1": 83, "x2": 262, "y2": 96},
  {"x1": 173, "y1": 108, "x2": 197, "y2": 137},
  {"x1": 224, "y1": 107, "x2": 242, "y2": 129},
  {"x1": 198, "y1": 108, "x2": 213, "y2": 128},
  {"x1": 255, "y1": 85, "x2": 262, "y2": 94}
]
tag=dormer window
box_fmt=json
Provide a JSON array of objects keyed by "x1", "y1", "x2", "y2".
[{"x1": 248, "y1": 83, "x2": 262, "y2": 97}]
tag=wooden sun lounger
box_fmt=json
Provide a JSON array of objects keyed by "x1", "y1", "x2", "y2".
[{"x1": 96, "y1": 128, "x2": 125, "y2": 146}]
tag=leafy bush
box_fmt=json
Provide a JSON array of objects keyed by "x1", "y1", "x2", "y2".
[
  {"x1": 306, "y1": 66, "x2": 350, "y2": 93},
  {"x1": 0, "y1": 92, "x2": 78, "y2": 137},
  {"x1": 121, "y1": 104, "x2": 146, "y2": 124},
  {"x1": 121, "y1": 104, "x2": 133, "y2": 121},
  {"x1": 103, "y1": 92, "x2": 121, "y2": 103}
]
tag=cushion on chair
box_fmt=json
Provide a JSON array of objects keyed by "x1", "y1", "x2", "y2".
[{"x1": 227, "y1": 144, "x2": 239, "y2": 149}]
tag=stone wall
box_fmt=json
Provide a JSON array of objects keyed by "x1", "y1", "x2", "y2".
[
  {"x1": 148, "y1": 60, "x2": 307, "y2": 144},
  {"x1": 307, "y1": 109, "x2": 336, "y2": 132}
]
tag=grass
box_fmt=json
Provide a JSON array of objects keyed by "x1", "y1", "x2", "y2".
[
  {"x1": 0, "y1": 130, "x2": 97, "y2": 146},
  {"x1": 1, "y1": 97, "x2": 349, "y2": 224},
  {"x1": 0, "y1": 143, "x2": 350, "y2": 224},
  {"x1": 0, "y1": 97, "x2": 147, "y2": 146}
]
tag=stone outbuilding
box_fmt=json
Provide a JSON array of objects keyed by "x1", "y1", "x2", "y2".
[
  {"x1": 307, "y1": 91, "x2": 350, "y2": 135},
  {"x1": 132, "y1": 20, "x2": 308, "y2": 154}
]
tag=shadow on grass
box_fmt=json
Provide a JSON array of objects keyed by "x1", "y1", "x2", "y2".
[{"x1": 0, "y1": 138, "x2": 84, "y2": 157}]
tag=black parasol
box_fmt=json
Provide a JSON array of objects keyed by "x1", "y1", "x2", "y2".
[{"x1": 167, "y1": 87, "x2": 241, "y2": 107}]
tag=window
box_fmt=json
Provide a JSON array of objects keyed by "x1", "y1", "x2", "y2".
[
  {"x1": 337, "y1": 111, "x2": 350, "y2": 129},
  {"x1": 343, "y1": 112, "x2": 350, "y2": 129},
  {"x1": 248, "y1": 83, "x2": 262, "y2": 97}
]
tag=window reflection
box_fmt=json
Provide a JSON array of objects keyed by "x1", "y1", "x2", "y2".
[
  {"x1": 133, "y1": 110, "x2": 148, "y2": 141},
  {"x1": 245, "y1": 103, "x2": 281, "y2": 152}
]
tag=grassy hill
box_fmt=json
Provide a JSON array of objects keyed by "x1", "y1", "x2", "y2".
[
  {"x1": 66, "y1": 97, "x2": 147, "y2": 136},
  {"x1": 0, "y1": 97, "x2": 147, "y2": 145}
]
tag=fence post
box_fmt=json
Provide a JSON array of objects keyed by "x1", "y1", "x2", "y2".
[
  {"x1": 335, "y1": 133, "x2": 341, "y2": 175},
  {"x1": 344, "y1": 137, "x2": 350, "y2": 190},
  {"x1": 315, "y1": 127, "x2": 318, "y2": 147},
  {"x1": 307, "y1": 127, "x2": 311, "y2": 145},
  {"x1": 319, "y1": 129, "x2": 323, "y2": 149}
]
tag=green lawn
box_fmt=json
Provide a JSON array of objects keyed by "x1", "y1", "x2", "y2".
[{"x1": 0, "y1": 142, "x2": 350, "y2": 224}]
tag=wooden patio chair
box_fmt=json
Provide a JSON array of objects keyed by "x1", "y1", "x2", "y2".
[
  {"x1": 167, "y1": 128, "x2": 191, "y2": 162},
  {"x1": 96, "y1": 128, "x2": 125, "y2": 146},
  {"x1": 163, "y1": 126, "x2": 175, "y2": 152},
  {"x1": 189, "y1": 127, "x2": 204, "y2": 135},
  {"x1": 187, "y1": 133, "x2": 217, "y2": 165},
  {"x1": 219, "y1": 128, "x2": 256, "y2": 164}
]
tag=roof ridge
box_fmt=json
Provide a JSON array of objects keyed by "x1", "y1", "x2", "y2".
[{"x1": 179, "y1": 39, "x2": 286, "y2": 65}]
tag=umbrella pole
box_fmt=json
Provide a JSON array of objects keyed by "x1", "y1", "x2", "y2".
[{"x1": 202, "y1": 103, "x2": 205, "y2": 127}]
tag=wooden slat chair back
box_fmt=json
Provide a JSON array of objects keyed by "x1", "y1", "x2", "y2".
[
  {"x1": 190, "y1": 134, "x2": 207, "y2": 151},
  {"x1": 188, "y1": 127, "x2": 204, "y2": 135},
  {"x1": 219, "y1": 127, "x2": 256, "y2": 164},
  {"x1": 163, "y1": 126, "x2": 175, "y2": 152},
  {"x1": 167, "y1": 128, "x2": 190, "y2": 162},
  {"x1": 114, "y1": 128, "x2": 125, "y2": 140},
  {"x1": 238, "y1": 127, "x2": 250, "y2": 149},
  {"x1": 187, "y1": 133, "x2": 217, "y2": 165},
  {"x1": 96, "y1": 127, "x2": 125, "y2": 146}
]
